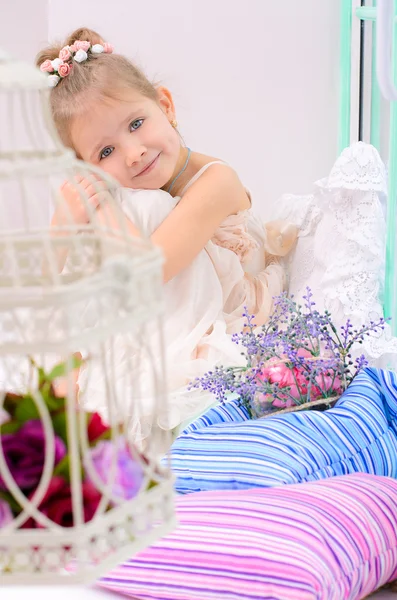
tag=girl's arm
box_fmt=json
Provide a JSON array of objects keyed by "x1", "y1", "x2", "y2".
[
  {"x1": 153, "y1": 165, "x2": 249, "y2": 281},
  {"x1": 97, "y1": 165, "x2": 249, "y2": 282},
  {"x1": 54, "y1": 165, "x2": 249, "y2": 281}
]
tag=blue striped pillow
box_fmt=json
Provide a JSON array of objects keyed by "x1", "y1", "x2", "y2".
[{"x1": 170, "y1": 368, "x2": 397, "y2": 494}]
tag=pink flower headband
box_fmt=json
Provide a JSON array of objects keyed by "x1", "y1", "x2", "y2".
[{"x1": 40, "y1": 40, "x2": 113, "y2": 87}]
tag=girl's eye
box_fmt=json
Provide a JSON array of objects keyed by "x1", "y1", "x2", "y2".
[
  {"x1": 130, "y1": 118, "x2": 144, "y2": 131},
  {"x1": 99, "y1": 146, "x2": 114, "y2": 160}
]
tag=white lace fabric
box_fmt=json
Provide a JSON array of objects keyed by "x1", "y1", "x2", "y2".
[{"x1": 274, "y1": 142, "x2": 397, "y2": 368}]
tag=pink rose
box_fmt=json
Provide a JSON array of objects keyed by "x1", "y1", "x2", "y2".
[
  {"x1": 69, "y1": 44, "x2": 77, "y2": 52},
  {"x1": 74, "y1": 41, "x2": 91, "y2": 52},
  {"x1": 59, "y1": 47, "x2": 71, "y2": 61},
  {"x1": 40, "y1": 59, "x2": 54, "y2": 73},
  {"x1": 103, "y1": 43, "x2": 114, "y2": 54},
  {"x1": 58, "y1": 62, "x2": 72, "y2": 78}
]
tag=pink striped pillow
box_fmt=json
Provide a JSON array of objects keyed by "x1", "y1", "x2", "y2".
[{"x1": 99, "y1": 474, "x2": 397, "y2": 600}]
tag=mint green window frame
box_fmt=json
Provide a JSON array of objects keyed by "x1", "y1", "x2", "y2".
[{"x1": 340, "y1": 0, "x2": 397, "y2": 331}]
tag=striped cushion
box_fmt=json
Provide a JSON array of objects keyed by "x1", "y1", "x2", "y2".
[
  {"x1": 170, "y1": 368, "x2": 397, "y2": 494},
  {"x1": 99, "y1": 473, "x2": 397, "y2": 600}
]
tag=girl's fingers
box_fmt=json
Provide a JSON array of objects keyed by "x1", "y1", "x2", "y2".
[{"x1": 73, "y1": 173, "x2": 106, "y2": 188}]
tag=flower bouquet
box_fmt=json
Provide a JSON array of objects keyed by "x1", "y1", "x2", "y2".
[
  {"x1": 191, "y1": 289, "x2": 387, "y2": 418},
  {"x1": 0, "y1": 358, "x2": 145, "y2": 530}
]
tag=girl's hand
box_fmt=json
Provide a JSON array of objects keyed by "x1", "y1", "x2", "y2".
[
  {"x1": 51, "y1": 175, "x2": 111, "y2": 229},
  {"x1": 50, "y1": 174, "x2": 115, "y2": 273}
]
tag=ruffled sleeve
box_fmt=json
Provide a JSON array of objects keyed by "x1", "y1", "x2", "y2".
[{"x1": 211, "y1": 211, "x2": 260, "y2": 264}]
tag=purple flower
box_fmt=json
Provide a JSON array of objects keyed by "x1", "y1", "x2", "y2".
[
  {"x1": 0, "y1": 498, "x2": 13, "y2": 527},
  {"x1": 0, "y1": 421, "x2": 66, "y2": 492},
  {"x1": 85, "y1": 438, "x2": 144, "y2": 500}
]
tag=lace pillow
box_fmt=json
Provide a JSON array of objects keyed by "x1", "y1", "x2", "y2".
[{"x1": 274, "y1": 142, "x2": 397, "y2": 368}]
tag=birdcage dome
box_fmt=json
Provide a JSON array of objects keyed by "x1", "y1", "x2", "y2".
[{"x1": 0, "y1": 50, "x2": 175, "y2": 584}]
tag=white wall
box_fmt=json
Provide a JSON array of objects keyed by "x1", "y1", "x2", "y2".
[
  {"x1": 47, "y1": 0, "x2": 340, "y2": 217},
  {"x1": 0, "y1": 0, "x2": 48, "y2": 62},
  {"x1": 0, "y1": 0, "x2": 340, "y2": 219}
]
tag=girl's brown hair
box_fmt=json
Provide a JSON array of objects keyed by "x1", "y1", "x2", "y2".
[{"x1": 35, "y1": 27, "x2": 158, "y2": 149}]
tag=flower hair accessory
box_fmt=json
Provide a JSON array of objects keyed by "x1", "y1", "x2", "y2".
[{"x1": 40, "y1": 41, "x2": 114, "y2": 87}]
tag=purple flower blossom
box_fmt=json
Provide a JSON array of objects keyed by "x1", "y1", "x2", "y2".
[
  {"x1": 0, "y1": 421, "x2": 66, "y2": 492},
  {"x1": 85, "y1": 438, "x2": 144, "y2": 501}
]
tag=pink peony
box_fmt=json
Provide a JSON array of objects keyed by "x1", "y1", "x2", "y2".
[
  {"x1": 59, "y1": 47, "x2": 71, "y2": 61},
  {"x1": 40, "y1": 59, "x2": 54, "y2": 73},
  {"x1": 103, "y1": 43, "x2": 114, "y2": 54},
  {"x1": 74, "y1": 41, "x2": 91, "y2": 52},
  {"x1": 58, "y1": 62, "x2": 72, "y2": 78}
]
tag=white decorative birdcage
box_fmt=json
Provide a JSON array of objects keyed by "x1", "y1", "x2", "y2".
[{"x1": 0, "y1": 49, "x2": 175, "y2": 584}]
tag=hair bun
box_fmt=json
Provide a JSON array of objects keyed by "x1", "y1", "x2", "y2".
[
  {"x1": 66, "y1": 27, "x2": 105, "y2": 48},
  {"x1": 35, "y1": 27, "x2": 106, "y2": 70}
]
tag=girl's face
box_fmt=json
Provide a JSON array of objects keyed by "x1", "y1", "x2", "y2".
[{"x1": 71, "y1": 87, "x2": 181, "y2": 190}]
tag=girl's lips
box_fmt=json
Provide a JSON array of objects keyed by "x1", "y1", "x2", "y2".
[{"x1": 135, "y1": 153, "x2": 160, "y2": 177}]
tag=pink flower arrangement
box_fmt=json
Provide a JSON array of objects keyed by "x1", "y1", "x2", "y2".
[
  {"x1": 191, "y1": 289, "x2": 386, "y2": 418},
  {"x1": 256, "y1": 353, "x2": 343, "y2": 410}
]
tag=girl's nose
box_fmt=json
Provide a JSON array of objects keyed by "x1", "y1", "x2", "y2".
[{"x1": 125, "y1": 142, "x2": 147, "y2": 168}]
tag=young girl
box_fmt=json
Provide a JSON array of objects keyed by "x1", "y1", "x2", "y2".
[{"x1": 36, "y1": 28, "x2": 297, "y2": 444}]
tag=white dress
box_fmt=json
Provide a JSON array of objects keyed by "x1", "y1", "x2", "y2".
[{"x1": 78, "y1": 162, "x2": 286, "y2": 446}]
